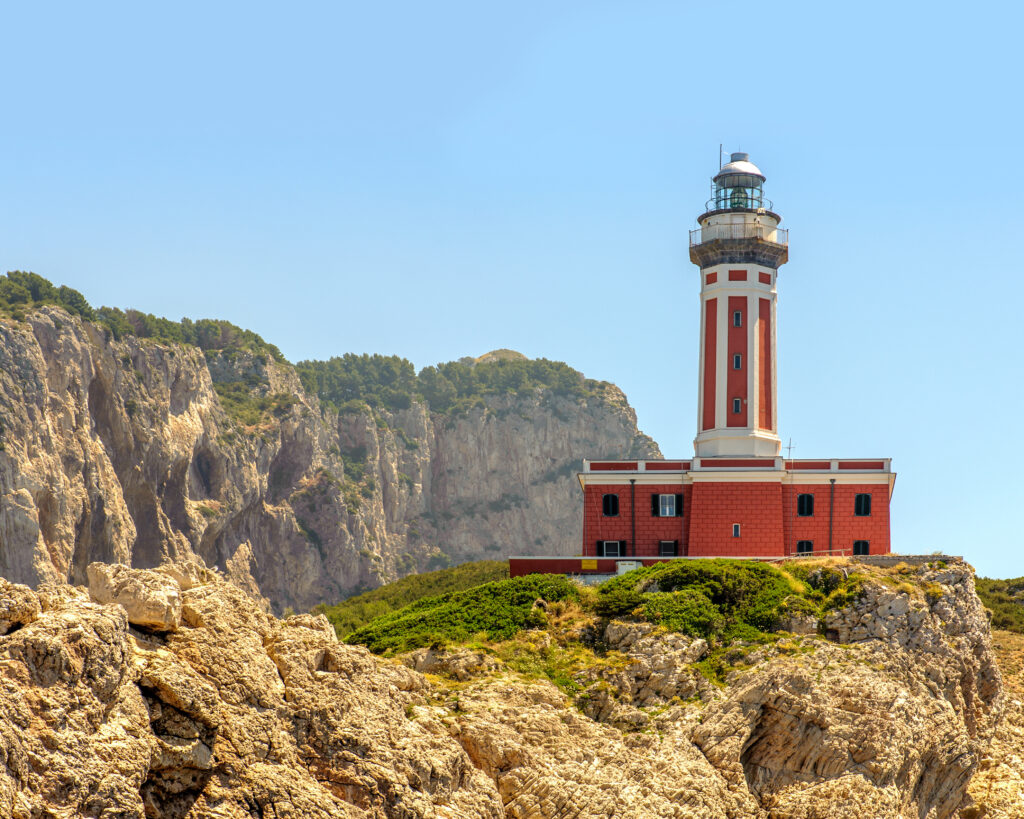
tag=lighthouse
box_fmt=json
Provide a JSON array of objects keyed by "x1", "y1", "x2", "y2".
[
  {"x1": 509, "y1": 150, "x2": 895, "y2": 577},
  {"x1": 690, "y1": 152, "x2": 788, "y2": 458}
]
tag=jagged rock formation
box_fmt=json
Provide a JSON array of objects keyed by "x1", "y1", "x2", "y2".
[
  {"x1": 0, "y1": 558, "x2": 1012, "y2": 818},
  {"x1": 0, "y1": 307, "x2": 657, "y2": 611}
]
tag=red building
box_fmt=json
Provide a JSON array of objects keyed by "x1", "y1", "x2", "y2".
[{"x1": 511, "y1": 153, "x2": 895, "y2": 578}]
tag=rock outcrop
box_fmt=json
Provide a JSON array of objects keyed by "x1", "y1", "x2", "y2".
[
  {"x1": 0, "y1": 559, "x2": 1011, "y2": 818},
  {"x1": 0, "y1": 307, "x2": 657, "y2": 611}
]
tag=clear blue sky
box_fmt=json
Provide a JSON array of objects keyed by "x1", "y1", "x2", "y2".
[{"x1": 2, "y1": 2, "x2": 1021, "y2": 577}]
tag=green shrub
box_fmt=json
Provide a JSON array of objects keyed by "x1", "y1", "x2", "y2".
[
  {"x1": 316, "y1": 560, "x2": 510, "y2": 637},
  {"x1": 595, "y1": 559, "x2": 863, "y2": 644},
  {"x1": 642, "y1": 589, "x2": 723, "y2": 638},
  {"x1": 344, "y1": 574, "x2": 578, "y2": 654},
  {"x1": 975, "y1": 577, "x2": 1024, "y2": 633}
]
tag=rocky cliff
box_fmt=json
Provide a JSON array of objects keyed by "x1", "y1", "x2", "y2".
[
  {"x1": 0, "y1": 306, "x2": 657, "y2": 612},
  {"x1": 0, "y1": 557, "x2": 1013, "y2": 818}
]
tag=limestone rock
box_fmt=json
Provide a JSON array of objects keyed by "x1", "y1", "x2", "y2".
[
  {"x1": 404, "y1": 647, "x2": 502, "y2": 681},
  {"x1": 0, "y1": 561, "x2": 1015, "y2": 818},
  {"x1": 88, "y1": 561, "x2": 183, "y2": 631},
  {"x1": 0, "y1": 306, "x2": 657, "y2": 613},
  {"x1": 0, "y1": 578, "x2": 40, "y2": 635}
]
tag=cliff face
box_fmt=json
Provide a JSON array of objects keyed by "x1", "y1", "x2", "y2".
[
  {"x1": 0, "y1": 558, "x2": 1009, "y2": 818},
  {"x1": 0, "y1": 307, "x2": 657, "y2": 611}
]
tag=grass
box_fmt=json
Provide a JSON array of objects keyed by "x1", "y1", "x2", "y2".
[{"x1": 316, "y1": 560, "x2": 510, "y2": 638}]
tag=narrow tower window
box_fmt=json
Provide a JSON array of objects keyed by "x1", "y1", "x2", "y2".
[
  {"x1": 853, "y1": 540, "x2": 870, "y2": 555},
  {"x1": 854, "y1": 494, "x2": 872, "y2": 516},
  {"x1": 732, "y1": 398, "x2": 742, "y2": 414},
  {"x1": 602, "y1": 494, "x2": 619, "y2": 517},
  {"x1": 796, "y1": 540, "x2": 813, "y2": 554},
  {"x1": 733, "y1": 311, "x2": 743, "y2": 327},
  {"x1": 797, "y1": 494, "x2": 814, "y2": 516},
  {"x1": 732, "y1": 523, "x2": 741, "y2": 538},
  {"x1": 733, "y1": 353, "x2": 742, "y2": 370}
]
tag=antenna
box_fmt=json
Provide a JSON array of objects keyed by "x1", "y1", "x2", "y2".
[
  {"x1": 784, "y1": 438, "x2": 795, "y2": 459},
  {"x1": 719, "y1": 143, "x2": 723, "y2": 170}
]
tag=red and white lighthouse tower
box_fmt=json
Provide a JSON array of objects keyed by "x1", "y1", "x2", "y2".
[
  {"x1": 691, "y1": 153, "x2": 788, "y2": 458},
  {"x1": 508, "y1": 150, "x2": 896, "y2": 578}
]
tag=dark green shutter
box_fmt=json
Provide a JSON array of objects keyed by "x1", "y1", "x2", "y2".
[
  {"x1": 651, "y1": 494, "x2": 660, "y2": 517},
  {"x1": 674, "y1": 494, "x2": 684, "y2": 516},
  {"x1": 596, "y1": 541, "x2": 604, "y2": 557}
]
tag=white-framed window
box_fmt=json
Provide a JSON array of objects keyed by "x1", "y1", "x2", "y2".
[
  {"x1": 732, "y1": 398, "x2": 742, "y2": 414},
  {"x1": 732, "y1": 523, "x2": 741, "y2": 538},
  {"x1": 603, "y1": 540, "x2": 623, "y2": 557},
  {"x1": 733, "y1": 311, "x2": 743, "y2": 327},
  {"x1": 659, "y1": 494, "x2": 675, "y2": 517},
  {"x1": 733, "y1": 354, "x2": 742, "y2": 370},
  {"x1": 651, "y1": 493, "x2": 683, "y2": 517}
]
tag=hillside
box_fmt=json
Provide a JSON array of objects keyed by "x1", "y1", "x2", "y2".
[
  {"x1": 976, "y1": 576, "x2": 1024, "y2": 632},
  {"x1": 0, "y1": 271, "x2": 658, "y2": 612},
  {"x1": 0, "y1": 557, "x2": 1012, "y2": 818}
]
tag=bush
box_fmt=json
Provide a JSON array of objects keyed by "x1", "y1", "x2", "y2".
[
  {"x1": 316, "y1": 561, "x2": 510, "y2": 637},
  {"x1": 595, "y1": 559, "x2": 861, "y2": 643},
  {"x1": 642, "y1": 588, "x2": 723, "y2": 638},
  {"x1": 976, "y1": 577, "x2": 1024, "y2": 633},
  {"x1": 344, "y1": 574, "x2": 578, "y2": 654}
]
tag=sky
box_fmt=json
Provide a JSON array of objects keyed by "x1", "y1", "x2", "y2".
[{"x1": 1, "y1": 2, "x2": 1022, "y2": 577}]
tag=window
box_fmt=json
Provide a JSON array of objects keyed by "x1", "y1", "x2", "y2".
[
  {"x1": 602, "y1": 493, "x2": 619, "y2": 517},
  {"x1": 732, "y1": 397, "x2": 742, "y2": 414},
  {"x1": 733, "y1": 311, "x2": 743, "y2": 327},
  {"x1": 651, "y1": 493, "x2": 684, "y2": 517},
  {"x1": 797, "y1": 493, "x2": 814, "y2": 517},
  {"x1": 796, "y1": 540, "x2": 813, "y2": 554},
  {"x1": 659, "y1": 540, "x2": 678, "y2": 557},
  {"x1": 733, "y1": 353, "x2": 742, "y2": 370},
  {"x1": 596, "y1": 540, "x2": 624, "y2": 557},
  {"x1": 853, "y1": 540, "x2": 870, "y2": 556},
  {"x1": 855, "y1": 493, "x2": 872, "y2": 516},
  {"x1": 732, "y1": 523, "x2": 741, "y2": 538}
]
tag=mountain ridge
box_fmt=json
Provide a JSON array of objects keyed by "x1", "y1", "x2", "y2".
[{"x1": 0, "y1": 272, "x2": 658, "y2": 612}]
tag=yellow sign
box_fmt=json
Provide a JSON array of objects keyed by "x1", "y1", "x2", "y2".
[{"x1": 581, "y1": 559, "x2": 598, "y2": 570}]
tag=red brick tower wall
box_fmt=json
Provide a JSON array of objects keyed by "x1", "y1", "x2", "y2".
[{"x1": 727, "y1": 295, "x2": 748, "y2": 427}]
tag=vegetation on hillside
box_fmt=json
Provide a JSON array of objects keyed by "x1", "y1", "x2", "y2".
[
  {"x1": 342, "y1": 559, "x2": 867, "y2": 660},
  {"x1": 976, "y1": 577, "x2": 1024, "y2": 633},
  {"x1": 315, "y1": 561, "x2": 509, "y2": 637},
  {"x1": 296, "y1": 352, "x2": 609, "y2": 415},
  {"x1": 344, "y1": 574, "x2": 577, "y2": 653},
  {"x1": 2, "y1": 273, "x2": 608, "y2": 420},
  {"x1": 0, "y1": 271, "x2": 285, "y2": 363}
]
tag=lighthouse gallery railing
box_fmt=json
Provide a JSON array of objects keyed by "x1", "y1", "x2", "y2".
[{"x1": 689, "y1": 224, "x2": 789, "y2": 247}]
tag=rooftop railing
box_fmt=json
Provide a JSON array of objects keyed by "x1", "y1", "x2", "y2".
[{"x1": 689, "y1": 223, "x2": 789, "y2": 247}]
